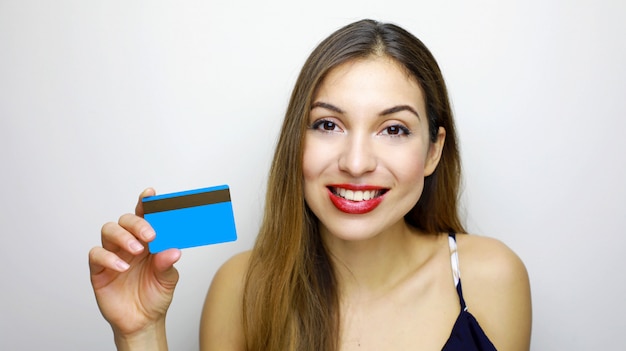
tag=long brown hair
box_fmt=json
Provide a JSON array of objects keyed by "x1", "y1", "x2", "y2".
[{"x1": 243, "y1": 19, "x2": 465, "y2": 350}]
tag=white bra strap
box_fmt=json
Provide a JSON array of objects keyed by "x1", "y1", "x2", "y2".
[{"x1": 448, "y1": 234, "x2": 461, "y2": 287}]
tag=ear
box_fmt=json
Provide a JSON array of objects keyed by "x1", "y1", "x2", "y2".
[{"x1": 424, "y1": 127, "x2": 446, "y2": 177}]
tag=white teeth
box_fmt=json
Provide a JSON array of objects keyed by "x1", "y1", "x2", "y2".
[
  {"x1": 334, "y1": 188, "x2": 379, "y2": 201},
  {"x1": 345, "y1": 190, "x2": 354, "y2": 200},
  {"x1": 363, "y1": 191, "x2": 371, "y2": 200},
  {"x1": 354, "y1": 191, "x2": 363, "y2": 201}
]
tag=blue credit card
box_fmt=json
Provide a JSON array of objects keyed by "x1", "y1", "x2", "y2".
[{"x1": 142, "y1": 185, "x2": 237, "y2": 253}]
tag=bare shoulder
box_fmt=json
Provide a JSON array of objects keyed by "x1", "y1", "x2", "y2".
[
  {"x1": 211, "y1": 250, "x2": 252, "y2": 284},
  {"x1": 455, "y1": 234, "x2": 527, "y2": 282},
  {"x1": 455, "y1": 234, "x2": 532, "y2": 351},
  {"x1": 199, "y1": 250, "x2": 251, "y2": 351}
]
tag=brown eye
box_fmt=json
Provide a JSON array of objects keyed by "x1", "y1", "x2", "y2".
[
  {"x1": 387, "y1": 126, "x2": 400, "y2": 135},
  {"x1": 311, "y1": 119, "x2": 341, "y2": 132},
  {"x1": 381, "y1": 124, "x2": 411, "y2": 137},
  {"x1": 322, "y1": 121, "x2": 336, "y2": 131}
]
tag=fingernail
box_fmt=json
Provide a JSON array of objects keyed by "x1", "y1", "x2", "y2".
[
  {"x1": 143, "y1": 230, "x2": 156, "y2": 241},
  {"x1": 129, "y1": 240, "x2": 144, "y2": 253},
  {"x1": 116, "y1": 259, "x2": 130, "y2": 271}
]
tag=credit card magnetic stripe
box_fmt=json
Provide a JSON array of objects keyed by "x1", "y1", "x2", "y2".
[{"x1": 142, "y1": 187, "x2": 231, "y2": 214}]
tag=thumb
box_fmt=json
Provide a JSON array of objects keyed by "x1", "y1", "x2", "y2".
[
  {"x1": 152, "y1": 248, "x2": 182, "y2": 287},
  {"x1": 135, "y1": 187, "x2": 156, "y2": 217}
]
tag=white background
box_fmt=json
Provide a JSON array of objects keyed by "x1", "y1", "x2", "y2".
[{"x1": 1, "y1": 0, "x2": 624, "y2": 349}]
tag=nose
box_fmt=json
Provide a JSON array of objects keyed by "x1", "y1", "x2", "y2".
[{"x1": 338, "y1": 133, "x2": 377, "y2": 176}]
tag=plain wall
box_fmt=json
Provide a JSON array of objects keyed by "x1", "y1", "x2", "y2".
[{"x1": 1, "y1": 0, "x2": 624, "y2": 349}]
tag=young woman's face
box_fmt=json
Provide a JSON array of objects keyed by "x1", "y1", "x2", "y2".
[{"x1": 303, "y1": 56, "x2": 445, "y2": 242}]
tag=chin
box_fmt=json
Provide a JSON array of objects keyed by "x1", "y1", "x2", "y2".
[{"x1": 319, "y1": 216, "x2": 404, "y2": 244}]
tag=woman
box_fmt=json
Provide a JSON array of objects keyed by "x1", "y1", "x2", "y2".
[{"x1": 89, "y1": 19, "x2": 531, "y2": 350}]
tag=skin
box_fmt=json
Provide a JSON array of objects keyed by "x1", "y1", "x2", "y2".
[
  {"x1": 89, "y1": 56, "x2": 531, "y2": 350},
  {"x1": 89, "y1": 188, "x2": 181, "y2": 350}
]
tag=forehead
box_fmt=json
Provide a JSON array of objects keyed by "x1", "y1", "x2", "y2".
[{"x1": 313, "y1": 56, "x2": 425, "y2": 108}]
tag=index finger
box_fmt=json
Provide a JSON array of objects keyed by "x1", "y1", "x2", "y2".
[
  {"x1": 135, "y1": 187, "x2": 156, "y2": 217},
  {"x1": 118, "y1": 213, "x2": 156, "y2": 243}
]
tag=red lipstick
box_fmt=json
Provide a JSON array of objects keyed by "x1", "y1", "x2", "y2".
[{"x1": 326, "y1": 184, "x2": 387, "y2": 214}]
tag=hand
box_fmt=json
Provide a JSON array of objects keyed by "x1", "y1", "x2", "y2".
[{"x1": 89, "y1": 188, "x2": 182, "y2": 340}]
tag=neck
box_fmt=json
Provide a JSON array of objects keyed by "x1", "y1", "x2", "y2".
[{"x1": 322, "y1": 221, "x2": 436, "y2": 301}]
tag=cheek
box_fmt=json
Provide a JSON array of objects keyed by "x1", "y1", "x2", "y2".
[
  {"x1": 302, "y1": 138, "x2": 328, "y2": 185},
  {"x1": 302, "y1": 140, "x2": 317, "y2": 182},
  {"x1": 302, "y1": 136, "x2": 338, "y2": 181},
  {"x1": 385, "y1": 145, "x2": 429, "y2": 182},
  {"x1": 390, "y1": 152, "x2": 428, "y2": 209},
  {"x1": 302, "y1": 139, "x2": 329, "y2": 211}
]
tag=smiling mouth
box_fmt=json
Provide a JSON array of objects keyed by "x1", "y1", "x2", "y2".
[{"x1": 328, "y1": 186, "x2": 388, "y2": 202}]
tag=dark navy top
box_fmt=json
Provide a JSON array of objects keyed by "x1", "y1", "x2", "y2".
[{"x1": 441, "y1": 233, "x2": 497, "y2": 351}]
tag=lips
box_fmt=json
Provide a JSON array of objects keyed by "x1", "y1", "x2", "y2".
[{"x1": 327, "y1": 184, "x2": 388, "y2": 214}]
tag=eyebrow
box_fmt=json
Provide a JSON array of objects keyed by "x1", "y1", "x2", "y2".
[
  {"x1": 381, "y1": 105, "x2": 421, "y2": 119},
  {"x1": 311, "y1": 101, "x2": 421, "y2": 120},
  {"x1": 311, "y1": 101, "x2": 344, "y2": 114}
]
